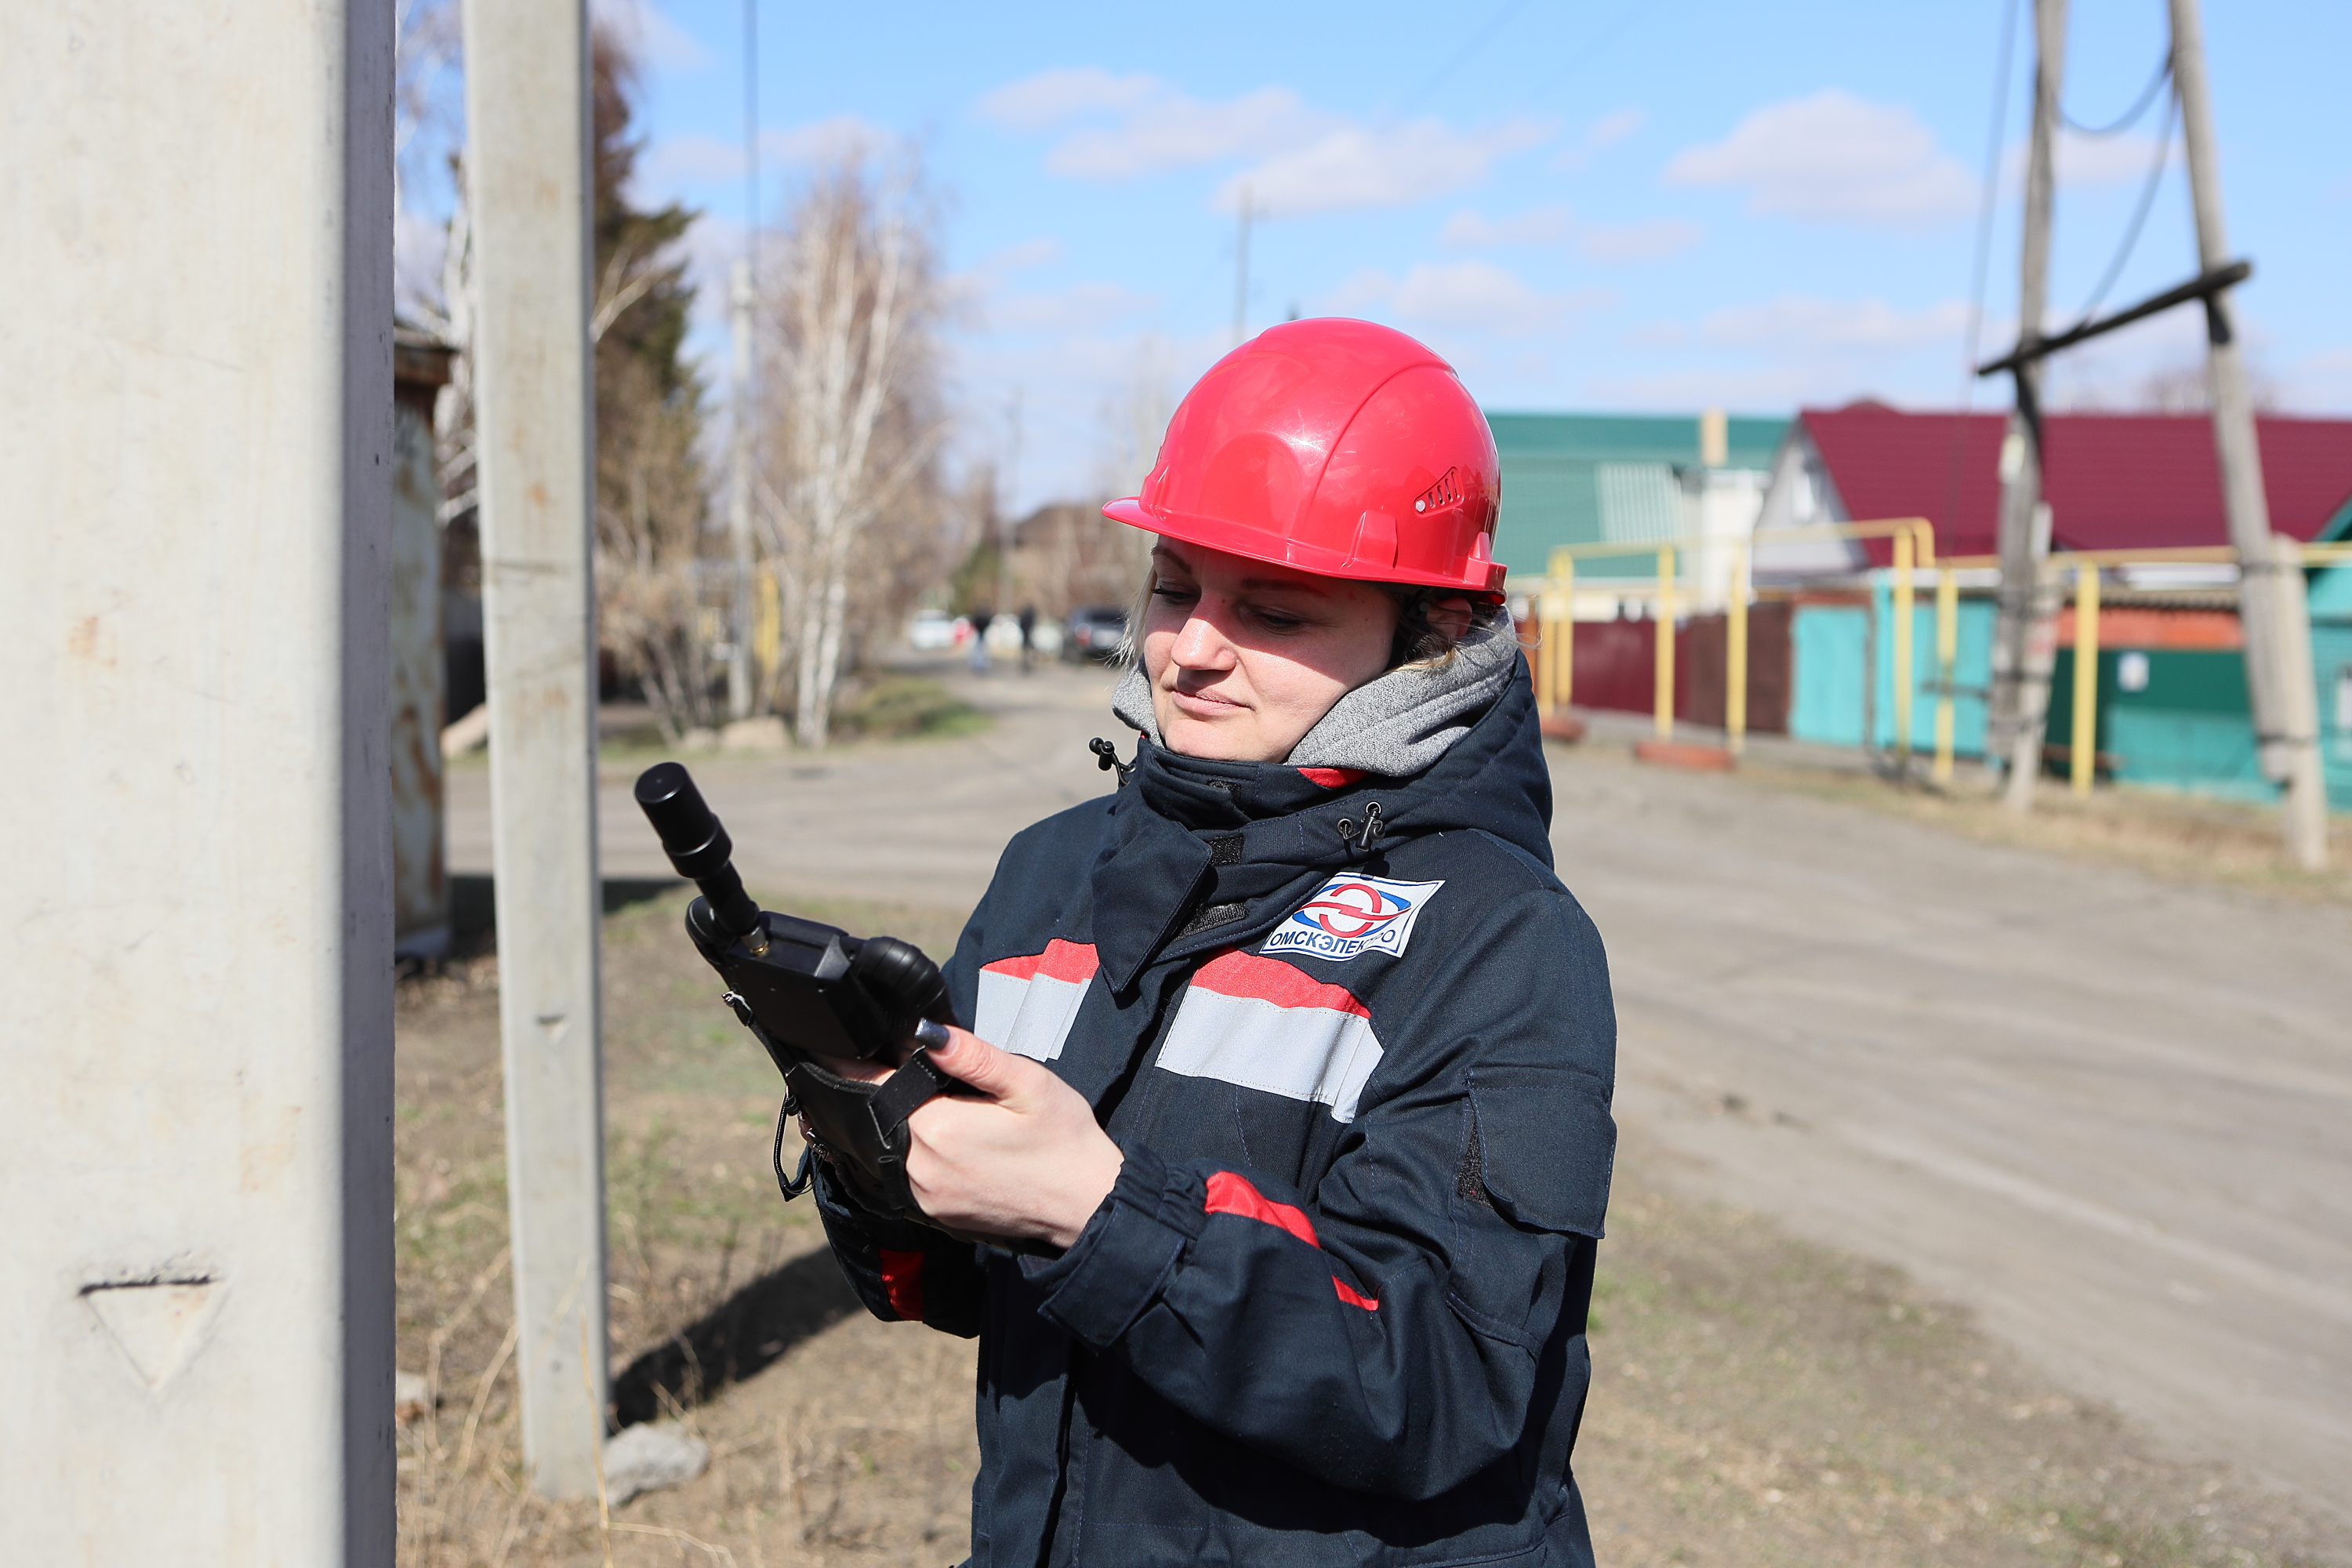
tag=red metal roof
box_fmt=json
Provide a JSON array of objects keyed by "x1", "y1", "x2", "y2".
[{"x1": 1798, "y1": 403, "x2": 2352, "y2": 564}]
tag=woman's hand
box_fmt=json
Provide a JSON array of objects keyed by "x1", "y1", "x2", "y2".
[{"x1": 812, "y1": 1026, "x2": 1123, "y2": 1249}]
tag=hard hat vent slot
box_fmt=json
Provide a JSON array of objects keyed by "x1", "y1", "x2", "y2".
[{"x1": 1414, "y1": 466, "x2": 1461, "y2": 516}]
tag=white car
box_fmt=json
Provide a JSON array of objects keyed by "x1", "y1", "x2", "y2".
[{"x1": 908, "y1": 609, "x2": 956, "y2": 651}]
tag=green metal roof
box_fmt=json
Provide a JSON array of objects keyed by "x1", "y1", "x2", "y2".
[{"x1": 1483, "y1": 412, "x2": 1790, "y2": 580}]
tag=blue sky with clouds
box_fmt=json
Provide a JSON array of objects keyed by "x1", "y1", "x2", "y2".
[{"x1": 599, "y1": 0, "x2": 2352, "y2": 511}]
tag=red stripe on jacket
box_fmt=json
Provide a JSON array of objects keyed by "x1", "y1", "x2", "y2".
[
  {"x1": 1203, "y1": 1171, "x2": 1380, "y2": 1310},
  {"x1": 980, "y1": 938, "x2": 1100, "y2": 984},
  {"x1": 1186, "y1": 949, "x2": 1371, "y2": 1018},
  {"x1": 1296, "y1": 767, "x2": 1368, "y2": 789}
]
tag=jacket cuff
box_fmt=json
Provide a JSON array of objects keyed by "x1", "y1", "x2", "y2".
[{"x1": 1027, "y1": 1143, "x2": 1204, "y2": 1348}]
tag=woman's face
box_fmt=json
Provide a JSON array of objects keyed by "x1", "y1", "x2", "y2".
[{"x1": 1142, "y1": 539, "x2": 1400, "y2": 763}]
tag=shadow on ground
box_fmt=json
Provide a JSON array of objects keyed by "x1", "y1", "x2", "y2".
[{"x1": 608, "y1": 1246, "x2": 864, "y2": 1428}]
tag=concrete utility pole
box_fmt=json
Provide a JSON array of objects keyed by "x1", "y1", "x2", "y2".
[
  {"x1": 1989, "y1": 0, "x2": 2069, "y2": 811},
  {"x1": 726, "y1": 0, "x2": 760, "y2": 723},
  {"x1": 2169, "y1": 0, "x2": 2328, "y2": 869},
  {"x1": 728, "y1": 257, "x2": 757, "y2": 720},
  {"x1": 464, "y1": 0, "x2": 612, "y2": 1499},
  {"x1": 1233, "y1": 187, "x2": 1254, "y2": 347},
  {"x1": 0, "y1": 3, "x2": 394, "y2": 1561}
]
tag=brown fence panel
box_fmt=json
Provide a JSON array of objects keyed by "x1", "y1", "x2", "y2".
[
  {"x1": 1570, "y1": 619, "x2": 1657, "y2": 714},
  {"x1": 1678, "y1": 604, "x2": 1793, "y2": 733}
]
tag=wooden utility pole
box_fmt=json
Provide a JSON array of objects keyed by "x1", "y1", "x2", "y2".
[
  {"x1": 2169, "y1": 0, "x2": 2328, "y2": 868},
  {"x1": 466, "y1": 0, "x2": 611, "y2": 1498},
  {"x1": 1989, "y1": 0, "x2": 2068, "y2": 811}
]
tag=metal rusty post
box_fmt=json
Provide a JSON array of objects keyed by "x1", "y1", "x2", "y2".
[
  {"x1": 1934, "y1": 564, "x2": 1960, "y2": 784},
  {"x1": 1548, "y1": 550, "x2": 1574, "y2": 713},
  {"x1": 1654, "y1": 546, "x2": 1676, "y2": 739},
  {"x1": 1726, "y1": 542, "x2": 1749, "y2": 755},
  {"x1": 2071, "y1": 562, "x2": 2100, "y2": 796},
  {"x1": 1892, "y1": 528, "x2": 1916, "y2": 768}
]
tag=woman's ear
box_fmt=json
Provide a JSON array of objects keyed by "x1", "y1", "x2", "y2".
[{"x1": 1425, "y1": 594, "x2": 1474, "y2": 642}]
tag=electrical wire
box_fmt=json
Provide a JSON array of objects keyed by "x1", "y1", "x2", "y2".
[
  {"x1": 1399, "y1": 0, "x2": 1538, "y2": 115},
  {"x1": 2066, "y1": 89, "x2": 2176, "y2": 328},
  {"x1": 1939, "y1": 0, "x2": 2024, "y2": 539},
  {"x1": 2061, "y1": 53, "x2": 2172, "y2": 137}
]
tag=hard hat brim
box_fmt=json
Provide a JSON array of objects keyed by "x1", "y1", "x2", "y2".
[{"x1": 1104, "y1": 497, "x2": 1506, "y2": 597}]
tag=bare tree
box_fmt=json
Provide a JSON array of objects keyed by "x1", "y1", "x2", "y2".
[
  {"x1": 584, "y1": 20, "x2": 717, "y2": 742},
  {"x1": 755, "y1": 150, "x2": 954, "y2": 746}
]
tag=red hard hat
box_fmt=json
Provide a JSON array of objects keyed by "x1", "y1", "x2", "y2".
[{"x1": 1103, "y1": 318, "x2": 1505, "y2": 596}]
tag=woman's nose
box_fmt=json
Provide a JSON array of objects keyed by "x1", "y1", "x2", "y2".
[{"x1": 1168, "y1": 608, "x2": 1236, "y2": 670}]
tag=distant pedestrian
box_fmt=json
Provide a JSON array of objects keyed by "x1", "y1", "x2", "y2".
[
  {"x1": 1018, "y1": 604, "x2": 1037, "y2": 673},
  {"x1": 967, "y1": 608, "x2": 993, "y2": 675}
]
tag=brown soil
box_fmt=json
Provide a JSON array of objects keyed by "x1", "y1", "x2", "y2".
[{"x1": 393, "y1": 885, "x2": 2343, "y2": 1566}]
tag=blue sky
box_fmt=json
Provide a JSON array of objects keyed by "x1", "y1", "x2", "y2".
[{"x1": 590, "y1": 0, "x2": 2351, "y2": 512}]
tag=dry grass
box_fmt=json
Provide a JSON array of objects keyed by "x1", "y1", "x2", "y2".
[
  {"x1": 392, "y1": 885, "x2": 2345, "y2": 1566},
  {"x1": 1734, "y1": 757, "x2": 2352, "y2": 907}
]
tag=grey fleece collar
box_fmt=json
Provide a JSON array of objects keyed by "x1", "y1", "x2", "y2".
[{"x1": 1109, "y1": 617, "x2": 1520, "y2": 779}]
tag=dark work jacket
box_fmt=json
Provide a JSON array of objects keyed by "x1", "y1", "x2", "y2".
[{"x1": 815, "y1": 659, "x2": 1617, "y2": 1567}]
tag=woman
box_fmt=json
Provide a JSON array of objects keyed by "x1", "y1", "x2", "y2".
[{"x1": 813, "y1": 318, "x2": 1617, "y2": 1566}]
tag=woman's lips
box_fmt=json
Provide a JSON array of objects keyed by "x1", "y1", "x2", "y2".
[{"x1": 1169, "y1": 686, "x2": 1247, "y2": 718}]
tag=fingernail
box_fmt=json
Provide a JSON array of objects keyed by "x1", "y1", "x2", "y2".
[{"x1": 913, "y1": 1018, "x2": 949, "y2": 1050}]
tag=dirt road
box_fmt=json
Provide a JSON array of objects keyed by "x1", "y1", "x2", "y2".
[{"x1": 445, "y1": 659, "x2": 2352, "y2": 1522}]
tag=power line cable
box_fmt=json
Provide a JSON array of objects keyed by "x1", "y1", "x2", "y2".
[
  {"x1": 2066, "y1": 89, "x2": 2176, "y2": 328},
  {"x1": 1399, "y1": 0, "x2": 1538, "y2": 114},
  {"x1": 1519, "y1": 1, "x2": 1652, "y2": 113},
  {"x1": 1940, "y1": 0, "x2": 2024, "y2": 542},
  {"x1": 2062, "y1": 52, "x2": 2171, "y2": 136}
]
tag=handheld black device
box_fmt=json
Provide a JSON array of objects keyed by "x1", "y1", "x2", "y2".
[{"x1": 633, "y1": 760, "x2": 975, "y2": 1228}]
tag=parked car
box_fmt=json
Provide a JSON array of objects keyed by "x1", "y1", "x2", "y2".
[
  {"x1": 1063, "y1": 604, "x2": 1128, "y2": 662},
  {"x1": 908, "y1": 608, "x2": 956, "y2": 651}
]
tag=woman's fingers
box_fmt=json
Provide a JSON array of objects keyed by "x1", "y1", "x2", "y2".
[{"x1": 919, "y1": 1025, "x2": 1026, "y2": 1099}]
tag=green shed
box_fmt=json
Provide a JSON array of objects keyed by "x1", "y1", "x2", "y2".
[{"x1": 1484, "y1": 412, "x2": 1787, "y2": 581}]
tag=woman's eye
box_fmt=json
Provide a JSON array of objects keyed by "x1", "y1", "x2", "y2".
[
  {"x1": 1151, "y1": 584, "x2": 1195, "y2": 603},
  {"x1": 1252, "y1": 608, "x2": 1305, "y2": 632}
]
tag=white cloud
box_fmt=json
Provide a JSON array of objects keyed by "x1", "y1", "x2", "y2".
[
  {"x1": 1439, "y1": 204, "x2": 1575, "y2": 248},
  {"x1": 1700, "y1": 294, "x2": 1970, "y2": 350},
  {"x1": 976, "y1": 67, "x2": 1160, "y2": 132},
  {"x1": 1217, "y1": 116, "x2": 1552, "y2": 217},
  {"x1": 1579, "y1": 219, "x2": 1704, "y2": 264},
  {"x1": 1439, "y1": 205, "x2": 1700, "y2": 264},
  {"x1": 639, "y1": 115, "x2": 894, "y2": 191},
  {"x1": 986, "y1": 71, "x2": 1549, "y2": 216},
  {"x1": 2003, "y1": 128, "x2": 2178, "y2": 189},
  {"x1": 592, "y1": 0, "x2": 712, "y2": 72},
  {"x1": 1664, "y1": 90, "x2": 1977, "y2": 227},
  {"x1": 1334, "y1": 260, "x2": 1610, "y2": 335},
  {"x1": 1589, "y1": 108, "x2": 1646, "y2": 148},
  {"x1": 987, "y1": 281, "x2": 1156, "y2": 336},
  {"x1": 1047, "y1": 86, "x2": 1334, "y2": 179},
  {"x1": 1555, "y1": 107, "x2": 1648, "y2": 170}
]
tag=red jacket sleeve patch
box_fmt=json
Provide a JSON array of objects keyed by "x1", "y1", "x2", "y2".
[{"x1": 879, "y1": 1247, "x2": 927, "y2": 1322}]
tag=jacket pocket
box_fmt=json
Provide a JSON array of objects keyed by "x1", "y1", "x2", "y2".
[{"x1": 1465, "y1": 1065, "x2": 1613, "y2": 1239}]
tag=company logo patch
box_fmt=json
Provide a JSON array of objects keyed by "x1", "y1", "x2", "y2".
[{"x1": 1263, "y1": 875, "x2": 1444, "y2": 962}]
